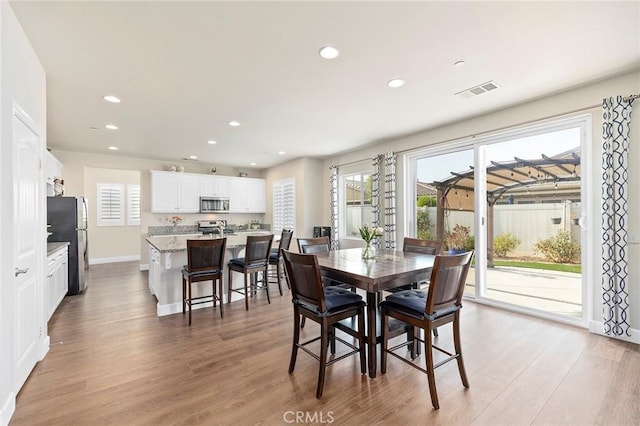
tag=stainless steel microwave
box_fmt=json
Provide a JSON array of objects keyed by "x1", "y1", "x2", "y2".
[{"x1": 200, "y1": 197, "x2": 230, "y2": 213}]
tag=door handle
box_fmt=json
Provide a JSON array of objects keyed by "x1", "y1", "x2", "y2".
[{"x1": 15, "y1": 267, "x2": 29, "y2": 277}]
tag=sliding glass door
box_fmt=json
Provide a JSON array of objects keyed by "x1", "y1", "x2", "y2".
[{"x1": 406, "y1": 116, "x2": 590, "y2": 324}]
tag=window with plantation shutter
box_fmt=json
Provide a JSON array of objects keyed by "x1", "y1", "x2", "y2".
[
  {"x1": 127, "y1": 184, "x2": 141, "y2": 225},
  {"x1": 273, "y1": 178, "x2": 295, "y2": 235},
  {"x1": 97, "y1": 183, "x2": 124, "y2": 226}
]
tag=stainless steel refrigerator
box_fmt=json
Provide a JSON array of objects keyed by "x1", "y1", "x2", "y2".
[{"x1": 47, "y1": 196, "x2": 89, "y2": 295}]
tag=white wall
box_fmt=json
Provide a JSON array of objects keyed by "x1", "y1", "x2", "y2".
[
  {"x1": 321, "y1": 70, "x2": 640, "y2": 339},
  {"x1": 0, "y1": 2, "x2": 47, "y2": 424}
]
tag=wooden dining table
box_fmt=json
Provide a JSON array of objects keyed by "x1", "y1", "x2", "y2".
[{"x1": 314, "y1": 247, "x2": 435, "y2": 378}]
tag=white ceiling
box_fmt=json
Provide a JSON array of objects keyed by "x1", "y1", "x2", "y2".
[{"x1": 9, "y1": 1, "x2": 640, "y2": 170}]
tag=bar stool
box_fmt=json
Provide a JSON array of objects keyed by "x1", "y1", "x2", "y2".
[
  {"x1": 269, "y1": 229, "x2": 294, "y2": 295},
  {"x1": 227, "y1": 234, "x2": 274, "y2": 311},
  {"x1": 182, "y1": 238, "x2": 227, "y2": 326}
]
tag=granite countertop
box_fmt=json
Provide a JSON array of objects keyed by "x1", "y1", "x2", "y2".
[
  {"x1": 146, "y1": 231, "x2": 271, "y2": 253},
  {"x1": 47, "y1": 242, "x2": 69, "y2": 256}
]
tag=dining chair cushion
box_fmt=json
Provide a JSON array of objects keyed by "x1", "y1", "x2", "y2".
[
  {"x1": 297, "y1": 286, "x2": 363, "y2": 314},
  {"x1": 229, "y1": 257, "x2": 268, "y2": 268},
  {"x1": 385, "y1": 289, "x2": 459, "y2": 320},
  {"x1": 269, "y1": 252, "x2": 280, "y2": 262},
  {"x1": 183, "y1": 267, "x2": 222, "y2": 279},
  {"x1": 270, "y1": 248, "x2": 279, "y2": 256}
]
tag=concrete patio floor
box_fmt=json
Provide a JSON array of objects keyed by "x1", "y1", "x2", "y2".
[{"x1": 464, "y1": 266, "x2": 582, "y2": 318}]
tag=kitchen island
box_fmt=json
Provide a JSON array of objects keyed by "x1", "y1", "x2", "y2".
[{"x1": 146, "y1": 232, "x2": 271, "y2": 317}]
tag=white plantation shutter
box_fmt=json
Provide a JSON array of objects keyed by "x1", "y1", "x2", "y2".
[
  {"x1": 97, "y1": 183, "x2": 124, "y2": 226},
  {"x1": 127, "y1": 184, "x2": 141, "y2": 226},
  {"x1": 273, "y1": 178, "x2": 295, "y2": 235}
]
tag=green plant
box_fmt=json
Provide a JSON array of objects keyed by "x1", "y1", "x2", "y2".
[
  {"x1": 464, "y1": 235, "x2": 475, "y2": 251},
  {"x1": 494, "y1": 233, "x2": 520, "y2": 257},
  {"x1": 416, "y1": 209, "x2": 433, "y2": 239},
  {"x1": 445, "y1": 224, "x2": 470, "y2": 250},
  {"x1": 534, "y1": 231, "x2": 580, "y2": 263},
  {"x1": 417, "y1": 195, "x2": 437, "y2": 207}
]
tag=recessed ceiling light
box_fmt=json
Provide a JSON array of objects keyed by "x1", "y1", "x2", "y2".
[
  {"x1": 250, "y1": 162, "x2": 256, "y2": 166},
  {"x1": 189, "y1": 155, "x2": 198, "y2": 160},
  {"x1": 278, "y1": 151, "x2": 286, "y2": 155},
  {"x1": 107, "y1": 146, "x2": 119, "y2": 150},
  {"x1": 319, "y1": 46, "x2": 340, "y2": 59},
  {"x1": 228, "y1": 121, "x2": 240, "y2": 127},
  {"x1": 208, "y1": 140, "x2": 217, "y2": 145},
  {"x1": 103, "y1": 95, "x2": 121, "y2": 103},
  {"x1": 454, "y1": 60, "x2": 465, "y2": 68},
  {"x1": 387, "y1": 78, "x2": 405, "y2": 88},
  {"x1": 105, "y1": 124, "x2": 119, "y2": 130}
]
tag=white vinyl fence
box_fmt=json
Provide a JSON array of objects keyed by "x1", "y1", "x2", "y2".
[{"x1": 421, "y1": 201, "x2": 581, "y2": 257}]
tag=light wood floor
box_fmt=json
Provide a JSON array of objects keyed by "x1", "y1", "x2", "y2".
[{"x1": 11, "y1": 261, "x2": 640, "y2": 425}]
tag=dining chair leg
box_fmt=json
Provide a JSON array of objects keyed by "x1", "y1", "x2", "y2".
[
  {"x1": 227, "y1": 271, "x2": 233, "y2": 305},
  {"x1": 264, "y1": 266, "x2": 271, "y2": 304},
  {"x1": 317, "y1": 321, "x2": 329, "y2": 399},
  {"x1": 424, "y1": 324, "x2": 439, "y2": 409},
  {"x1": 212, "y1": 280, "x2": 216, "y2": 308},
  {"x1": 301, "y1": 317, "x2": 306, "y2": 328},
  {"x1": 182, "y1": 276, "x2": 186, "y2": 315},
  {"x1": 289, "y1": 308, "x2": 301, "y2": 374},
  {"x1": 329, "y1": 327, "x2": 336, "y2": 355},
  {"x1": 357, "y1": 309, "x2": 366, "y2": 375},
  {"x1": 453, "y1": 313, "x2": 469, "y2": 388},
  {"x1": 274, "y1": 261, "x2": 283, "y2": 296},
  {"x1": 381, "y1": 310, "x2": 389, "y2": 374},
  {"x1": 409, "y1": 325, "x2": 418, "y2": 360},
  {"x1": 243, "y1": 271, "x2": 249, "y2": 311},
  {"x1": 188, "y1": 281, "x2": 192, "y2": 326},
  {"x1": 218, "y1": 277, "x2": 224, "y2": 318}
]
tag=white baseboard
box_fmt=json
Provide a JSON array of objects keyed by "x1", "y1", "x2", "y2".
[
  {"x1": 589, "y1": 320, "x2": 640, "y2": 344},
  {"x1": 89, "y1": 255, "x2": 141, "y2": 265},
  {"x1": 139, "y1": 263, "x2": 149, "y2": 271},
  {"x1": 0, "y1": 392, "x2": 15, "y2": 426},
  {"x1": 39, "y1": 335, "x2": 50, "y2": 360},
  {"x1": 156, "y1": 292, "x2": 245, "y2": 317}
]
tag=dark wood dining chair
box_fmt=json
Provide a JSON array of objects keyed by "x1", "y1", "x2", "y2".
[
  {"x1": 296, "y1": 236, "x2": 330, "y2": 254},
  {"x1": 227, "y1": 234, "x2": 274, "y2": 311},
  {"x1": 380, "y1": 251, "x2": 474, "y2": 409},
  {"x1": 282, "y1": 250, "x2": 366, "y2": 399},
  {"x1": 181, "y1": 238, "x2": 227, "y2": 326},
  {"x1": 268, "y1": 229, "x2": 294, "y2": 295}
]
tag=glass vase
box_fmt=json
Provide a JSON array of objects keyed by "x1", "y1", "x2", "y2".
[{"x1": 362, "y1": 242, "x2": 376, "y2": 260}]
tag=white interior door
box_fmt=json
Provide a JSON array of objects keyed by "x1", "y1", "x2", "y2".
[{"x1": 13, "y1": 108, "x2": 43, "y2": 391}]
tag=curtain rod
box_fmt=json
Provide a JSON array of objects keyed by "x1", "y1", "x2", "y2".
[{"x1": 623, "y1": 94, "x2": 639, "y2": 102}]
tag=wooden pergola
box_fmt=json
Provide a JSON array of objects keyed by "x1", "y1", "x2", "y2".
[{"x1": 431, "y1": 149, "x2": 581, "y2": 266}]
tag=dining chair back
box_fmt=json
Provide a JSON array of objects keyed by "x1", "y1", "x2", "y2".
[
  {"x1": 380, "y1": 250, "x2": 474, "y2": 409},
  {"x1": 269, "y1": 229, "x2": 294, "y2": 294},
  {"x1": 297, "y1": 236, "x2": 330, "y2": 254},
  {"x1": 282, "y1": 250, "x2": 366, "y2": 398},
  {"x1": 227, "y1": 234, "x2": 274, "y2": 311},
  {"x1": 181, "y1": 238, "x2": 227, "y2": 325}
]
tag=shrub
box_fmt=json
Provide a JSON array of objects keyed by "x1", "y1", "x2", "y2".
[
  {"x1": 464, "y1": 235, "x2": 475, "y2": 251},
  {"x1": 494, "y1": 233, "x2": 520, "y2": 257},
  {"x1": 445, "y1": 224, "x2": 470, "y2": 250},
  {"x1": 534, "y1": 231, "x2": 580, "y2": 263},
  {"x1": 417, "y1": 209, "x2": 432, "y2": 239},
  {"x1": 417, "y1": 195, "x2": 437, "y2": 207}
]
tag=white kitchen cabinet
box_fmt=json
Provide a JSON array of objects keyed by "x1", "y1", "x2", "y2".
[
  {"x1": 46, "y1": 246, "x2": 68, "y2": 321},
  {"x1": 45, "y1": 150, "x2": 63, "y2": 196},
  {"x1": 148, "y1": 244, "x2": 160, "y2": 295},
  {"x1": 200, "y1": 175, "x2": 230, "y2": 197},
  {"x1": 151, "y1": 171, "x2": 200, "y2": 213},
  {"x1": 229, "y1": 177, "x2": 266, "y2": 213}
]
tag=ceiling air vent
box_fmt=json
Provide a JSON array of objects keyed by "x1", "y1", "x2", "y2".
[{"x1": 455, "y1": 80, "x2": 499, "y2": 99}]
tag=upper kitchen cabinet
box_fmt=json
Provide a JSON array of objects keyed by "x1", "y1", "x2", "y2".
[
  {"x1": 229, "y1": 177, "x2": 266, "y2": 213},
  {"x1": 200, "y1": 175, "x2": 230, "y2": 198},
  {"x1": 151, "y1": 170, "x2": 200, "y2": 213},
  {"x1": 45, "y1": 150, "x2": 63, "y2": 196}
]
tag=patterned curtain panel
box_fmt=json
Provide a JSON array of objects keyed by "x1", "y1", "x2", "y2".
[
  {"x1": 384, "y1": 152, "x2": 397, "y2": 249},
  {"x1": 601, "y1": 95, "x2": 633, "y2": 337},
  {"x1": 371, "y1": 155, "x2": 383, "y2": 247},
  {"x1": 329, "y1": 165, "x2": 340, "y2": 250}
]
